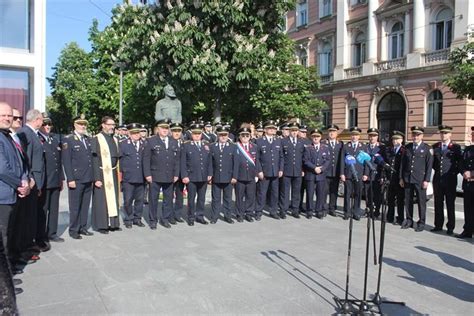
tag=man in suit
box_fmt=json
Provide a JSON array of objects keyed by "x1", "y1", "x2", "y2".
[
  {"x1": 281, "y1": 122, "x2": 305, "y2": 218},
  {"x1": 364, "y1": 128, "x2": 386, "y2": 218},
  {"x1": 119, "y1": 123, "x2": 146, "y2": 229},
  {"x1": 340, "y1": 127, "x2": 368, "y2": 220},
  {"x1": 303, "y1": 129, "x2": 331, "y2": 219},
  {"x1": 16, "y1": 109, "x2": 45, "y2": 254},
  {"x1": 170, "y1": 122, "x2": 185, "y2": 223},
  {"x1": 143, "y1": 119, "x2": 180, "y2": 229},
  {"x1": 431, "y1": 125, "x2": 462, "y2": 235},
  {"x1": 181, "y1": 122, "x2": 213, "y2": 226},
  {"x1": 322, "y1": 124, "x2": 343, "y2": 217},
  {"x1": 37, "y1": 115, "x2": 64, "y2": 243},
  {"x1": 210, "y1": 126, "x2": 236, "y2": 223},
  {"x1": 256, "y1": 120, "x2": 284, "y2": 220},
  {"x1": 400, "y1": 126, "x2": 433, "y2": 232},
  {"x1": 62, "y1": 114, "x2": 94, "y2": 239},
  {"x1": 456, "y1": 126, "x2": 474, "y2": 239},
  {"x1": 385, "y1": 131, "x2": 405, "y2": 225}
]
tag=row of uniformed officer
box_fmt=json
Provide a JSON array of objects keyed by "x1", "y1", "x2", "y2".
[{"x1": 457, "y1": 127, "x2": 474, "y2": 239}]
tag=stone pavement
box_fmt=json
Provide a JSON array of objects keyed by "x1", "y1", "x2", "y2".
[{"x1": 16, "y1": 190, "x2": 473, "y2": 315}]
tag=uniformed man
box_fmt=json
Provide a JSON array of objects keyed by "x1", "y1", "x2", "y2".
[
  {"x1": 37, "y1": 115, "x2": 64, "y2": 243},
  {"x1": 140, "y1": 124, "x2": 148, "y2": 141},
  {"x1": 280, "y1": 123, "x2": 290, "y2": 138},
  {"x1": 143, "y1": 119, "x2": 180, "y2": 229},
  {"x1": 117, "y1": 125, "x2": 128, "y2": 140},
  {"x1": 62, "y1": 114, "x2": 94, "y2": 239},
  {"x1": 400, "y1": 126, "x2": 433, "y2": 232},
  {"x1": 385, "y1": 131, "x2": 405, "y2": 225},
  {"x1": 119, "y1": 123, "x2": 146, "y2": 229},
  {"x1": 202, "y1": 121, "x2": 217, "y2": 143},
  {"x1": 322, "y1": 124, "x2": 343, "y2": 217},
  {"x1": 281, "y1": 122, "x2": 305, "y2": 218},
  {"x1": 234, "y1": 127, "x2": 261, "y2": 222},
  {"x1": 365, "y1": 128, "x2": 386, "y2": 218},
  {"x1": 256, "y1": 123, "x2": 264, "y2": 139},
  {"x1": 181, "y1": 122, "x2": 213, "y2": 225},
  {"x1": 255, "y1": 120, "x2": 284, "y2": 220},
  {"x1": 340, "y1": 127, "x2": 368, "y2": 220},
  {"x1": 223, "y1": 122, "x2": 235, "y2": 142},
  {"x1": 456, "y1": 126, "x2": 474, "y2": 239},
  {"x1": 210, "y1": 126, "x2": 236, "y2": 224},
  {"x1": 170, "y1": 122, "x2": 185, "y2": 223},
  {"x1": 303, "y1": 128, "x2": 331, "y2": 219},
  {"x1": 298, "y1": 124, "x2": 311, "y2": 214},
  {"x1": 431, "y1": 125, "x2": 462, "y2": 235}
]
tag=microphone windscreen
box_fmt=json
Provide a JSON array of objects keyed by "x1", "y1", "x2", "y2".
[{"x1": 345, "y1": 155, "x2": 356, "y2": 165}]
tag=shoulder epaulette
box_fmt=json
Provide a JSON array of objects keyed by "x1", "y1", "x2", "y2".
[{"x1": 183, "y1": 140, "x2": 191, "y2": 144}]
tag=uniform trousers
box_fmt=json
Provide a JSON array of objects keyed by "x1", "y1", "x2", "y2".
[
  {"x1": 404, "y1": 182, "x2": 427, "y2": 225},
  {"x1": 186, "y1": 181, "x2": 207, "y2": 221},
  {"x1": 433, "y1": 179, "x2": 457, "y2": 230},
  {"x1": 387, "y1": 181, "x2": 405, "y2": 223},
  {"x1": 463, "y1": 187, "x2": 474, "y2": 234},
  {"x1": 68, "y1": 182, "x2": 92, "y2": 235},
  {"x1": 326, "y1": 176, "x2": 339, "y2": 211},
  {"x1": 256, "y1": 176, "x2": 279, "y2": 216},
  {"x1": 343, "y1": 178, "x2": 362, "y2": 215},
  {"x1": 122, "y1": 182, "x2": 144, "y2": 224},
  {"x1": 306, "y1": 180, "x2": 327, "y2": 214},
  {"x1": 37, "y1": 187, "x2": 61, "y2": 240},
  {"x1": 149, "y1": 182, "x2": 173, "y2": 224},
  {"x1": 173, "y1": 181, "x2": 184, "y2": 220},
  {"x1": 211, "y1": 183, "x2": 233, "y2": 221},
  {"x1": 282, "y1": 176, "x2": 302, "y2": 213},
  {"x1": 235, "y1": 180, "x2": 256, "y2": 217}
]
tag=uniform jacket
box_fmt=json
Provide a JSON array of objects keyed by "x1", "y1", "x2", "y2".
[
  {"x1": 233, "y1": 142, "x2": 262, "y2": 182},
  {"x1": 462, "y1": 145, "x2": 474, "y2": 192},
  {"x1": 0, "y1": 131, "x2": 25, "y2": 204},
  {"x1": 322, "y1": 139, "x2": 343, "y2": 177},
  {"x1": 303, "y1": 143, "x2": 331, "y2": 181},
  {"x1": 202, "y1": 132, "x2": 217, "y2": 143},
  {"x1": 385, "y1": 145, "x2": 405, "y2": 182},
  {"x1": 210, "y1": 141, "x2": 236, "y2": 183},
  {"x1": 38, "y1": 132, "x2": 64, "y2": 189},
  {"x1": 119, "y1": 138, "x2": 146, "y2": 184},
  {"x1": 400, "y1": 142, "x2": 433, "y2": 184},
  {"x1": 340, "y1": 142, "x2": 369, "y2": 179},
  {"x1": 62, "y1": 132, "x2": 93, "y2": 183},
  {"x1": 17, "y1": 125, "x2": 45, "y2": 189},
  {"x1": 432, "y1": 141, "x2": 462, "y2": 183},
  {"x1": 256, "y1": 136, "x2": 283, "y2": 177},
  {"x1": 365, "y1": 142, "x2": 386, "y2": 180},
  {"x1": 281, "y1": 137, "x2": 305, "y2": 177},
  {"x1": 143, "y1": 136, "x2": 179, "y2": 183},
  {"x1": 180, "y1": 140, "x2": 213, "y2": 182}
]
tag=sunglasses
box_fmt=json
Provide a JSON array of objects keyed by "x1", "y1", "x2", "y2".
[
  {"x1": 240, "y1": 134, "x2": 250, "y2": 138},
  {"x1": 13, "y1": 116, "x2": 22, "y2": 121},
  {"x1": 42, "y1": 123, "x2": 52, "y2": 127}
]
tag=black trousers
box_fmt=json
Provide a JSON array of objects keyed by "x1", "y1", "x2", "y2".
[
  {"x1": 37, "y1": 187, "x2": 61, "y2": 240},
  {"x1": 387, "y1": 182, "x2": 405, "y2": 223},
  {"x1": 122, "y1": 182, "x2": 144, "y2": 224},
  {"x1": 235, "y1": 180, "x2": 256, "y2": 217},
  {"x1": 365, "y1": 179, "x2": 382, "y2": 213},
  {"x1": 211, "y1": 182, "x2": 233, "y2": 220},
  {"x1": 0, "y1": 226, "x2": 16, "y2": 314},
  {"x1": 7, "y1": 198, "x2": 26, "y2": 258},
  {"x1": 326, "y1": 176, "x2": 339, "y2": 212},
  {"x1": 463, "y1": 188, "x2": 474, "y2": 234},
  {"x1": 0, "y1": 204, "x2": 14, "y2": 254},
  {"x1": 256, "y1": 176, "x2": 279, "y2": 216},
  {"x1": 282, "y1": 176, "x2": 302, "y2": 213},
  {"x1": 186, "y1": 181, "x2": 207, "y2": 221},
  {"x1": 68, "y1": 182, "x2": 92, "y2": 235},
  {"x1": 149, "y1": 182, "x2": 173, "y2": 224},
  {"x1": 173, "y1": 180, "x2": 184, "y2": 219},
  {"x1": 433, "y1": 180, "x2": 457, "y2": 230},
  {"x1": 343, "y1": 178, "x2": 362, "y2": 215},
  {"x1": 306, "y1": 179, "x2": 327, "y2": 214},
  {"x1": 299, "y1": 179, "x2": 307, "y2": 212},
  {"x1": 404, "y1": 182, "x2": 427, "y2": 225},
  {"x1": 24, "y1": 187, "x2": 38, "y2": 248}
]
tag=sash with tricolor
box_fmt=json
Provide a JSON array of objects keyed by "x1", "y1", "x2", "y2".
[{"x1": 237, "y1": 142, "x2": 255, "y2": 166}]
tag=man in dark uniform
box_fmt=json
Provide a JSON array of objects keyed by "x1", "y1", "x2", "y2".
[
  {"x1": 364, "y1": 128, "x2": 385, "y2": 218},
  {"x1": 116, "y1": 125, "x2": 128, "y2": 141},
  {"x1": 303, "y1": 128, "x2": 331, "y2": 219},
  {"x1": 281, "y1": 122, "x2": 305, "y2": 218},
  {"x1": 385, "y1": 131, "x2": 405, "y2": 225},
  {"x1": 298, "y1": 124, "x2": 310, "y2": 214},
  {"x1": 280, "y1": 123, "x2": 290, "y2": 138},
  {"x1": 431, "y1": 125, "x2": 462, "y2": 235},
  {"x1": 256, "y1": 123, "x2": 264, "y2": 139},
  {"x1": 62, "y1": 114, "x2": 94, "y2": 239},
  {"x1": 210, "y1": 126, "x2": 236, "y2": 223},
  {"x1": 234, "y1": 127, "x2": 261, "y2": 222},
  {"x1": 255, "y1": 120, "x2": 284, "y2": 220},
  {"x1": 91, "y1": 116, "x2": 121, "y2": 233},
  {"x1": 223, "y1": 122, "x2": 235, "y2": 142},
  {"x1": 456, "y1": 126, "x2": 474, "y2": 239},
  {"x1": 119, "y1": 123, "x2": 146, "y2": 229},
  {"x1": 400, "y1": 126, "x2": 433, "y2": 232},
  {"x1": 340, "y1": 127, "x2": 368, "y2": 220},
  {"x1": 143, "y1": 119, "x2": 180, "y2": 229},
  {"x1": 202, "y1": 121, "x2": 217, "y2": 143},
  {"x1": 37, "y1": 115, "x2": 64, "y2": 243},
  {"x1": 181, "y1": 122, "x2": 213, "y2": 226},
  {"x1": 170, "y1": 122, "x2": 185, "y2": 223},
  {"x1": 322, "y1": 124, "x2": 343, "y2": 217}
]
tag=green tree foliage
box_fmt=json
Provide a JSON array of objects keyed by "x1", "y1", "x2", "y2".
[{"x1": 444, "y1": 41, "x2": 474, "y2": 100}]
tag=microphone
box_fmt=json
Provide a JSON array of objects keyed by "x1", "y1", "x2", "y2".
[
  {"x1": 344, "y1": 155, "x2": 359, "y2": 182},
  {"x1": 356, "y1": 151, "x2": 376, "y2": 172},
  {"x1": 374, "y1": 153, "x2": 396, "y2": 173}
]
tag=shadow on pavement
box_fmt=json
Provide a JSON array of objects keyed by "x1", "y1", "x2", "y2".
[
  {"x1": 384, "y1": 257, "x2": 474, "y2": 302},
  {"x1": 415, "y1": 245, "x2": 474, "y2": 273}
]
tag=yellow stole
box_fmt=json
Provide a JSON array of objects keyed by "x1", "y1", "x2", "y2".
[{"x1": 97, "y1": 133, "x2": 119, "y2": 217}]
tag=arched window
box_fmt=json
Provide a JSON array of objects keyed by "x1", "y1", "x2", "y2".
[
  {"x1": 427, "y1": 90, "x2": 443, "y2": 126},
  {"x1": 434, "y1": 8, "x2": 453, "y2": 50},
  {"x1": 353, "y1": 33, "x2": 366, "y2": 66},
  {"x1": 318, "y1": 41, "x2": 332, "y2": 75},
  {"x1": 348, "y1": 99, "x2": 358, "y2": 127},
  {"x1": 389, "y1": 22, "x2": 404, "y2": 59}
]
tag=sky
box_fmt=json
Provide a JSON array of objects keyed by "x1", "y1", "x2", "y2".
[{"x1": 46, "y1": 0, "x2": 122, "y2": 94}]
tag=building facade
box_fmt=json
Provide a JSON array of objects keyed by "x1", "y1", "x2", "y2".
[
  {"x1": 286, "y1": 0, "x2": 473, "y2": 144},
  {"x1": 0, "y1": 0, "x2": 46, "y2": 113}
]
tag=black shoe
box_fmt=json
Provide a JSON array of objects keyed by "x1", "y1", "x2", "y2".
[
  {"x1": 160, "y1": 221, "x2": 171, "y2": 228},
  {"x1": 255, "y1": 215, "x2": 261, "y2": 221},
  {"x1": 98, "y1": 229, "x2": 109, "y2": 234},
  {"x1": 196, "y1": 218, "x2": 209, "y2": 225},
  {"x1": 109, "y1": 227, "x2": 122, "y2": 232},
  {"x1": 133, "y1": 220, "x2": 145, "y2": 227},
  {"x1": 279, "y1": 212, "x2": 286, "y2": 219},
  {"x1": 37, "y1": 242, "x2": 51, "y2": 252},
  {"x1": 13, "y1": 279, "x2": 22, "y2": 286},
  {"x1": 224, "y1": 217, "x2": 234, "y2": 224},
  {"x1": 13, "y1": 268, "x2": 23, "y2": 275},
  {"x1": 169, "y1": 219, "x2": 177, "y2": 225},
  {"x1": 125, "y1": 224, "x2": 132, "y2": 229},
  {"x1": 150, "y1": 225, "x2": 157, "y2": 230},
  {"x1": 15, "y1": 288, "x2": 23, "y2": 295},
  {"x1": 401, "y1": 219, "x2": 412, "y2": 229},
  {"x1": 210, "y1": 220, "x2": 217, "y2": 224},
  {"x1": 70, "y1": 234, "x2": 82, "y2": 239},
  {"x1": 49, "y1": 236, "x2": 65, "y2": 243},
  {"x1": 374, "y1": 211, "x2": 380, "y2": 219},
  {"x1": 306, "y1": 213, "x2": 313, "y2": 219},
  {"x1": 80, "y1": 229, "x2": 94, "y2": 236},
  {"x1": 292, "y1": 212, "x2": 300, "y2": 218},
  {"x1": 316, "y1": 212, "x2": 324, "y2": 219},
  {"x1": 245, "y1": 215, "x2": 254, "y2": 222},
  {"x1": 455, "y1": 231, "x2": 472, "y2": 239},
  {"x1": 430, "y1": 227, "x2": 443, "y2": 232},
  {"x1": 236, "y1": 216, "x2": 244, "y2": 223},
  {"x1": 175, "y1": 218, "x2": 184, "y2": 223},
  {"x1": 187, "y1": 221, "x2": 194, "y2": 226},
  {"x1": 343, "y1": 213, "x2": 349, "y2": 220},
  {"x1": 270, "y1": 213, "x2": 280, "y2": 220},
  {"x1": 353, "y1": 214, "x2": 361, "y2": 221},
  {"x1": 415, "y1": 224, "x2": 424, "y2": 232},
  {"x1": 446, "y1": 229, "x2": 454, "y2": 236},
  {"x1": 328, "y1": 210, "x2": 337, "y2": 217}
]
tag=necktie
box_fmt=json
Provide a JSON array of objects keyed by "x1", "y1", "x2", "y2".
[
  {"x1": 245, "y1": 144, "x2": 248, "y2": 151},
  {"x1": 414, "y1": 144, "x2": 418, "y2": 151},
  {"x1": 293, "y1": 138, "x2": 296, "y2": 146},
  {"x1": 331, "y1": 141, "x2": 335, "y2": 148},
  {"x1": 162, "y1": 138, "x2": 167, "y2": 149},
  {"x1": 442, "y1": 144, "x2": 447, "y2": 152},
  {"x1": 196, "y1": 142, "x2": 201, "y2": 149},
  {"x1": 134, "y1": 141, "x2": 139, "y2": 152},
  {"x1": 37, "y1": 131, "x2": 44, "y2": 144},
  {"x1": 268, "y1": 137, "x2": 272, "y2": 144},
  {"x1": 315, "y1": 145, "x2": 319, "y2": 152},
  {"x1": 81, "y1": 136, "x2": 87, "y2": 149},
  {"x1": 220, "y1": 144, "x2": 223, "y2": 151},
  {"x1": 353, "y1": 143, "x2": 356, "y2": 149}
]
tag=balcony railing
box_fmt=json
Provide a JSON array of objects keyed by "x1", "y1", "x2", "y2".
[
  {"x1": 344, "y1": 66, "x2": 362, "y2": 79},
  {"x1": 423, "y1": 48, "x2": 450, "y2": 65},
  {"x1": 375, "y1": 57, "x2": 406, "y2": 73},
  {"x1": 320, "y1": 74, "x2": 333, "y2": 85}
]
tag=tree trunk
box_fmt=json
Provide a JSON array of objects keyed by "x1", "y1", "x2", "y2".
[{"x1": 213, "y1": 94, "x2": 222, "y2": 123}]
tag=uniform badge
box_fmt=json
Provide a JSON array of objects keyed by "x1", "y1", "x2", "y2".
[
  {"x1": 74, "y1": 136, "x2": 79, "y2": 141},
  {"x1": 62, "y1": 143, "x2": 68, "y2": 150}
]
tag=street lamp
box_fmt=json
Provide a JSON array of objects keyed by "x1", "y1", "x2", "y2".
[{"x1": 114, "y1": 61, "x2": 127, "y2": 126}]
